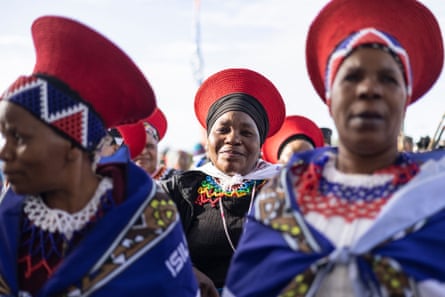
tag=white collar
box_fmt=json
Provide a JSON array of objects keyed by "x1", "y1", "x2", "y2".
[{"x1": 23, "y1": 177, "x2": 113, "y2": 240}]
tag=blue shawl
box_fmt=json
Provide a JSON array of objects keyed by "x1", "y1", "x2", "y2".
[
  {"x1": 223, "y1": 148, "x2": 445, "y2": 297},
  {"x1": 0, "y1": 146, "x2": 199, "y2": 297}
]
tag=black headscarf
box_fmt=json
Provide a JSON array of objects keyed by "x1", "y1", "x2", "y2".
[{"x1": 206, "y1": 93, "x2": 269, "y2": 145}]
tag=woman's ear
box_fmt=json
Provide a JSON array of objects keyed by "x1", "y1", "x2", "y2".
[{"x1": 66, "y1": 143, "x2": 81, "y2": 162}]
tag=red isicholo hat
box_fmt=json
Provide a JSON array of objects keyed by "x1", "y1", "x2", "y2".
[
  {"x1": 117, "y1": 108, "x2": 167, "y2": 159},
  {"x1": 306, "y1": 0, "x2": 443, "y2": 105},
  {"x1": 261, "y1": 115, "x2": 324, "y2": 164},
  {"x1": 1, "y1": 16, "x2": 156, "y2": 152},
  {"x1": 194, "y1": 68, "x2": 285, "y2": 138},
  {"x1": 144, "y1": 108, "x2": 167, "y2": 142}
]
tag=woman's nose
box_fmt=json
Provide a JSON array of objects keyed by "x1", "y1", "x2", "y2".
[
  {"x1": 0, "y1": 138, "x2": 13, "y2": 162},
  {"x1": 357, "y1": 76, "x2": 382, "y2": 99},
  {"x1": 226, "y1": 130, "x2": 241, "y2": 144}
]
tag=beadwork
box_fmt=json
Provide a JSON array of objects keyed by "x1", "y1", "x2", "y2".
[
  {"x1": 19, "y1": 177, "x2": 115, "y2": 280},
  {"x1": 23, "y1": 177, "x2": 113, "y2": 240},
  {"x1": 195, "y1": 175, "x2": 264, "y2": 207},
  {"x1": 293, "y1": 152, "x2": 419, "y2": 222}
]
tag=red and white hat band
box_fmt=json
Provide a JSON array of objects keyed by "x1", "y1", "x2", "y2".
[{"x1": 325, "y1": 28, "x2": 412, "y2": 102}]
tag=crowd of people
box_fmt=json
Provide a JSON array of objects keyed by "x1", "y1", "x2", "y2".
[{"x1": 0, "y1": 0, "x2": 444, "y2": 296}]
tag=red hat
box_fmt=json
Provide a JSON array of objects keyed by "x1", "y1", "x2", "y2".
[
  {"x1": 262, "y1": 115, "x2": 324, "y2": 163},
  {"x1": 306, "y1": 0, "x2": 443, "y2": 105},
  {"x1": 1, "y1": 16, "x2": 156, "y2": 151},
  {"x1": 194, "y1": 68, "x2": 285, "y2": 137},
  {"x1": 117, "y1": 108, "x2": 167, "y2": 159},
  {"x1": 144, "y1": 108, "x2": 167, "y2": 141}
]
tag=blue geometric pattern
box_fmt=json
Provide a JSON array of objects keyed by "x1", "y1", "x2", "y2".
[{"x1": 3, "y1": 76, "x2": 106, "y2": 152}]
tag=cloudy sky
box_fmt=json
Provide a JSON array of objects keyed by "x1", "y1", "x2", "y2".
[{"x1": 0, "y1": 0, "x2": 444, "y2": 152}]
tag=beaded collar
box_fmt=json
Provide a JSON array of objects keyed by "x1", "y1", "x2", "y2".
[
  {"x1": 293, "y1": 152, "x2": 419, "y2": 222},
  {"x1": 195, "y1": 175, "x2": 265, "y2": 208},
  {"x1": 18, "y1": 177, "x2": 115, "y2": 285},
  {"x1": 23, "y1": 177, "x2": 113, "y2": 240}
]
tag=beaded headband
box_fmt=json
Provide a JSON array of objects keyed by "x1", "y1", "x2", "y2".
[
  {"x1": 2, "y1": 75, "x2": 106, "y2": 151},
  {"x1": 325, "y1": 28, "x2": 412, "y2": 103},
  {"x1": 143, "y1": 122, "x2": 160, "y2": 142}
]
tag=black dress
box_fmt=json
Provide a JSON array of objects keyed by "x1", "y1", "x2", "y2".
[{"x1": 160, "y1": 170, "x2": 264, "y2": 288}]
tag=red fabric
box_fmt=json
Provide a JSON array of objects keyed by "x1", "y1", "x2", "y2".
[
  {"x1": 117, "y1": 122, "x2": 146, "y2": 159},
  {"x1": 262, "y1": 115, "x2": 324, "y2": 163},
  {"x1": 117, "y1": 108, "x2": 168, "y2": 159},
  {"x1": 31, "y1": 16, "x2": 156, "y2": 127},
  {"x1": 306, "y1": 0, "x2": 443, "y2": 104},
  {"x1": 194, "y1": 68, "x2": 285, "y2": 137},
  {"x1": 145, "y1": 108, "x2": 167, "y2": 141}
]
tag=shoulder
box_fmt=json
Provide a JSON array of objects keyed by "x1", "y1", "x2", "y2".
[
  {"x1": 408, "y1": 149, "x2": 445, "y2": 165},
  {"x1": 162, "y1": 170, "x2": 206, "y2": 186},
  {"x1": 159, "y1": 170, "x2": 206, "y2": 199}
]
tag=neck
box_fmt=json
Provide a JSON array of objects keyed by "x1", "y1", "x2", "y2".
[
  {"x1": 336, "y1": 145, "x2": 399, "y2": 174},
  {"x1": 42, "y1": 163, "x2": 101, "y2": 214}
]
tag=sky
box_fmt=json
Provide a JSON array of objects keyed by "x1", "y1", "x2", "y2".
[{"x1": 0, "y1": 0, "x2": 444, "y2": 153}]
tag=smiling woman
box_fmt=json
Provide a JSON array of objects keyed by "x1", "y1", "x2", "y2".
[{"x1": 160, "y1": 68, "x2": 285, "y2": 297}]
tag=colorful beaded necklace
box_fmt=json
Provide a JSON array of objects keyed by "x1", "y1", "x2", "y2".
[{"x1": 195, "y1": 175, "x2": 264, "y2": 207}]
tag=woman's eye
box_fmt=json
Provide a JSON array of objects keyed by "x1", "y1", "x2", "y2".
[
  {"x1": 381, "y1": 75, "x2": 398, "y2": 84},
  {"x1": 344, "y1": 73, "x2": 360, "y2": 81},
  {"x1": 216, "y1": 127, "x2": 229, "y2": 134},
  {"x1": 12, "y1": 131, "x2": 23, "y2": 143}
]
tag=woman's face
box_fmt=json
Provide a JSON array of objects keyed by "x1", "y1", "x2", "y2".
[
  {"x1": 330, "y1": 47, "x2": 408, "y2": 156},
  {"x1": 279, "y1": 139, "x2": 314, "y2": 164},
  {"x1": 207, "y1": 111, "x2": 261, "y2": 176},
  {"x1": 0, "y1": 101, "x2": 72, "y2": 195},
  {"x1": 134, "y1": 132, "x2": 158, "y2": 174}
]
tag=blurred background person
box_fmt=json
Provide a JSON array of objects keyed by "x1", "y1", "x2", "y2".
[
  {"x1": 99, "y1": 128, "x2": 124, "y2": 157},
  {"x1": 416, "y1": 135, "x2": 431, "y2": 152},
  {"x1": 117, "y1": 108, "x2": 178, "y2": 180},
  {"x1": 165, "y1": 149, "x2": 193, "y2": 171},
  {"x1": 261, "y1": 114, "x2": 324, "y2": 164},
  {"x1": 321, "y1": 127, "x2": 333, "y2": 146},
  {"x1": 398, "y1": 132, "x2": 414, "y2": 152}
]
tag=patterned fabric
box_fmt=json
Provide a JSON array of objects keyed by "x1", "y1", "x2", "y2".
[
  {"x1": 325, "y1": 28, "x2": 412, "y2": 102},
  {"x1": 223, "y1": 148, "x2": 445, "y2": 297},
  {"x1": 18, "y1": 184, "x2": 115, "y2": 294},
  {"x1": 2, "y1": 76, "x2": 106, "y2": 152},
  {"x1": 0, "y1": 159, "x2": 199, "y2": 297}
]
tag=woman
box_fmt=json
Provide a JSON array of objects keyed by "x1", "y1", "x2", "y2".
[
  {"x1": 117, "y1": 108, "x2": 179, "y2": 180},
  {"x1": 0, "y1": 16, "x2": 198, "y2": 296},
  {"x1": 261, "y1": 115, "x2": 324, "y2": 164},
  {"x1": 160, "y1": 68, "x2": 286, "y2": 296},
  {"x1": 223, "y1": 0, "x2": 445, "y2": 296}
]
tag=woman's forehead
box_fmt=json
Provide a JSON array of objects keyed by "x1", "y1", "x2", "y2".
[
  {"x1": 0, "y1": 101, "x2": 49, "y2": 132},
  {"x1": 215, "y1": 110, "x2": 255, "y2": 123},
  {"x1": 338, "y1": 48, "x2": 404, "y2": 74}
]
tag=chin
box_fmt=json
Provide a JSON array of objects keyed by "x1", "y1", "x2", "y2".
[{"x1": 8, "y1": 184, "x2": 36, "y2": 196}]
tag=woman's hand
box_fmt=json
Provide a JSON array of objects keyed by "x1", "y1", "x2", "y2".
[{"x1": 193, "y1": 267, "x2": 219, "y2": 297}]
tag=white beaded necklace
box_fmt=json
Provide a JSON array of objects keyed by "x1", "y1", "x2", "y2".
[{"x1": 23, "y1": 177, "x2": 113, "y2": 240}]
